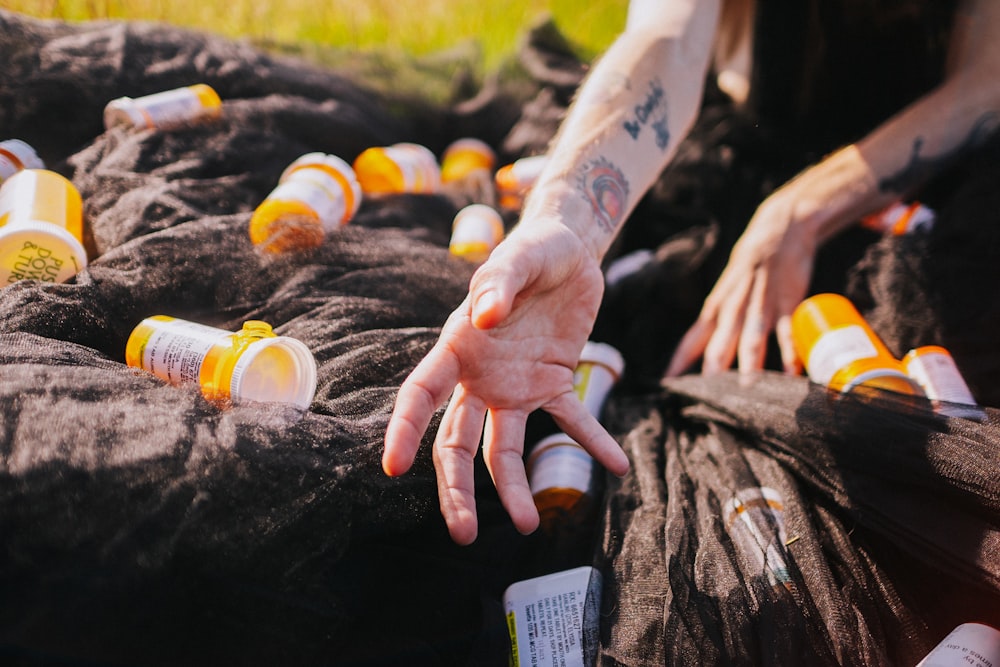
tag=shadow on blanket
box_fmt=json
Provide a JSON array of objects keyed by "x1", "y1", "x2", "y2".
[{"x1": 1, "y1": 9, "x2": 998, "y2": 667}]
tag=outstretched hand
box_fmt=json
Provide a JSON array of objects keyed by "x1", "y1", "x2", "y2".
[{"x1": 383, "y1": 222, "x2": 630, "y2": 545}]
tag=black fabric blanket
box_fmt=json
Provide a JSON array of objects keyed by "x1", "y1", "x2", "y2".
[{"x1": 1, "y1": 10, "x2": 998, "y2": 667}]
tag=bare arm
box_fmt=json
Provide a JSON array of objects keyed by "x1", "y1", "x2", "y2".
[
  {"x1": 667, "y1": 0, "x2": 1000, "y2": 378},
  {"x1": 384, "y1": 0, "x2": 723, "y2": 544},
  {"x1": 517, "y1": 0, "x2": 723, "y2": 262}
]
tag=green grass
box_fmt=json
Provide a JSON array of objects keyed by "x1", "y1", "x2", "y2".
[{"x1": 7, "y1": 0, "x2": 628, "y2": 73}]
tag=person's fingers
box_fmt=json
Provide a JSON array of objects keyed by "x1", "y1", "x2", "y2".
[
  {"x1": 432, "y1": 385, "x2": 487, "y2": 545},
  {"x1": 547, "y1": 391, "x2": 629, "y2": 477},
  {"x1": 481, "y1": 408, "x2": 539, "y2": 535},
  {"x1": 736, "y1": 268, "x2": 772, "y2": 374},
  {"x1": 774, "y1": 313, "x2": 802, "y2": 375},
  {"x1": 469, "y1": 247, "x2": 530, "y2": 330},
  {"x1": 665, "y1": 316, "x2": 714, "y2": 378},
  {"x1": 701, "y1": 277, "x2": 753, "y2": 375},
  {"x1": 383, "y1": 341, "x2": 461, "y2": 477}
]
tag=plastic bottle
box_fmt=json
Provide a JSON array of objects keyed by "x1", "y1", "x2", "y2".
[
  {"x1": 125, "y1": 316, "x2": 317, "y2": 409},
  {"x1": 861, "y1": 201, "x2": 935, "y2": 235},
  {"x1": 724, "y1": 487, "x2": 794, "y2": 591},
  {"x1": 504, "y1": 566, "x2": 602, "y2": 667},
  {"x1": 249, "y1": 152, "x2": 362, "y2": 254},
  {"x1": 104, "y1": 83, "x2": 223, "y2": 131},
  {"x1": 790, "y1": 293, "x2": 923, "y2": 396},
  {"x1": 903, "y1": 346, "x2": 986, "y2": 421},
  {"x1": 449, "y1": 204, "x2": 504, "y2": 263},
  {"x1": 440, "y1": 138, "x2": 496, "y2": 183},
  {"x1": 352, "y1": 142, "x2": 441, "y2": 196},
  {"x1": 495, "y1": 154, "x2": 548, "y2": 211},
  {"x1": 0, "y1": 168, "x2": 87, "y2": 284},
  {"x1": 0, "y1": 139, "x2": 45, "y2": 185},
  {"x1": 526, "y1": 342, "x2": 625, "y2": 528},
  {"x1": 916, "y1": 623, "x2": 1000, "y2": 667}
]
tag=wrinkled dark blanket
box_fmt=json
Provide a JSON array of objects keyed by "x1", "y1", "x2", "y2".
[{"x1": 1, "y1": 9, "x2": 998, "y2": 667}]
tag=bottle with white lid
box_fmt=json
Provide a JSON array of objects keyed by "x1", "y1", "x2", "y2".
[
  {"x1": 504, "y1": 565, "x2": 602, "y2": 667},
  {"x1": 104, "y1": 83, "x2": 223, "y2": 131},
  {"x1": 352, "y1": 142, "x2": 441, "y2": 196},
  {"x1": 861, "y1": 200, "x2": 935, "y2": 235},
  {"x1": 723, "y1": 486, "x2": 794, "y2": 591},
  {"x1": 0, "y1": 168, "x2": 88, "y2": 285},
  {"x1": 125, "y1": 316, "x2": 317, "y2": 410},
  {"x1": 0, "y1": 139, "x2": 45, "y2": 185},
  {"x1": 903, "y1": 345, "x2": 987, "y2": 421},
  {"x1": 249, "y1": 152, "x2": 362, "y2": 254},
  {"x1": 916, "y1": 623, "x2": 1000, "y2": 667},
  {"x1": 526, "y1": 341, "x2": 625, "y2": 529},
  {"x1": 791, "y1": 293, "x2": 924, "y2": 397},
  {"x1": 449, "y1": 204, "x2": 504, "y2": 263},
  {"x1": 495, "y1": 154, "x2": 548, "y2": 211},
  {"x1": 441, "y1": 137, "x2": 496, "y2": 184}
]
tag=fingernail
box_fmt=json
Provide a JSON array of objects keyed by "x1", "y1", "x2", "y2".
[{"x1": 471, "y1": 289, "x2": 497, "y2": 327}]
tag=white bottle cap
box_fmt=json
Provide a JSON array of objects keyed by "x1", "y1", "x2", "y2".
[
  {"x1": 230, "y1": 335, "x2": 318, "y2": 410},
  {"x1": 103, "y1": 97, "x2": 148, "y2": 130},
  {"x1": 281, "y1": 153, "x2": 362, "y2": 219},
  {"x1": 0, "y1": 221, "x2": 88, "y2": 284},
  {"x1": 578, "y1": 341, "x2": 625, "y2": 378}
]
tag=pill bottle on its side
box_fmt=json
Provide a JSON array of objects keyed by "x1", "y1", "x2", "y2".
[
  {"x1": 104, "y1": 83, "x2": 223, "y2": 131},
  {"x1": 125, "y1": 316, "x2": 317, "y2": 410},
  {"x1": 495, "y1": 155, "x2": 548, "y2": 211},
  {"x1": 249, "y1": 152, "x2": 362, "y2": 254},
  {"x1": 449, "y1": 204, "x2": 504, "y2": 263},
  {"x1": 903, "y1": 345, "x2": 986, "y2": 420},
  {"x1": 861, "y1": 201, "x2": 935, "y2": 235},
  {"x1": 526, "y1": 341, "x2": 625, "y2": 529},
  {"x1": 352, "y1": 142, "x2": 441, "y2": 196},
  {"x1": 0, "y1": 168, "x2": 87, "y2": 284},
  {"x1": 916, "y1": 623, "x2": 1000, "y2": 667},
  {"x1": 791, "y1": 293, "x2": 923, "y2": 397},
  {"x1": 441, "y1": 138, "x2": 496, "y2": 183}
]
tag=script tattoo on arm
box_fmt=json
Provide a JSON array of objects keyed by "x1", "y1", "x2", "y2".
[
  {"x1": 578, "y1": 157, "x2": 630, "y2": 235},
  {"x1": 622, "y1": 77, "x2": 671, "y2": 150},
  {"x1": 879, "y1": 112, "x2": 1000, "y2": 194}
]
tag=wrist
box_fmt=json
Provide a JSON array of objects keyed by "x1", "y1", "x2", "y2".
[
  {"x1": 518, "y1": 169, "x2": 625, "y2": 262},
  {"x1": 785, "y1": 145, "x2": 884, "y2": 243}
]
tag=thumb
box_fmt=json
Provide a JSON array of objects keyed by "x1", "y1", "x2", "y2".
[{"x1": 468, "y1": 251, "x2": 528, "y2": 330}]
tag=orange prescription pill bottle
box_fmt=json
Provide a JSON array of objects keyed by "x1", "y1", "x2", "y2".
[
  {"x1": 352, "y1": 142, "x2": 441, "y2": 196},
  {"x1": 861, "y1": 201, "x2": 935, "y2": 235},
  {"x1": 0, "y1": 169, "x2": 87, "y2": 284},
  {"x1": 495, "y1": 154, "x2": 548, "y2": 210},
  {"x1": 449, "y1": 204, "x2": 504, "y2": 263},
  {"x1": 440, "y1": 138, "x2": 496, "y2": 183},
  {"x1": 790, "y1": 293, "x2": 923, "y2": 396},
  {"x1": 125, "y1": 316, "x2": 317, "y2": 409},
  {"x1": 104, "y1": 84, "x2": 223, "y2": 131},
  {"x1": 0, "y1": 139, "x2": 45, "y2": 185},
  {"x1": 903, "y1": 345, "x2": 986, "y2": 420},
  {"x1": 526, "y1": 342, "x2": 624, "y2": 528},
  {"x1": 249, "y1": 152, "x2": 362, "y2": 254}
]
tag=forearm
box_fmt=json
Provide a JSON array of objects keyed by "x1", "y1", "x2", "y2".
[
  {"x1": 785, "y1": 0, "x2": 1000, "y2": 243},
  {"x1": 515, "y1": 0, "x2": 722, "y2": 260}
]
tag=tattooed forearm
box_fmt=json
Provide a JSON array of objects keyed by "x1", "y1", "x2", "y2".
[
  {"x1": 623, "y1": 77, "x2": 671, "y2": 150},
  {"x1": 879, "y1": 112, "x2": 1000, "y2": 194},
  {"x1": 578, "y1": 157, "x2": 630, "y2": 234}
]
